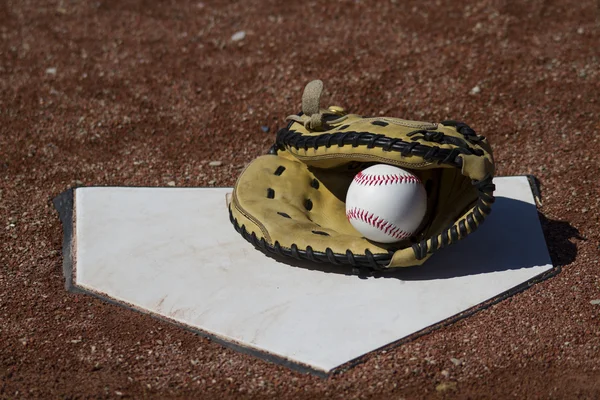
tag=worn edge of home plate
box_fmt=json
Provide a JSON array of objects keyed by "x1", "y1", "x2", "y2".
[
  {"x1": 53, "y1": 188, "x2": 75, "y2": 291},
  {"x1": 51, "y1": 176, "x2": 557, "y2": 378}
]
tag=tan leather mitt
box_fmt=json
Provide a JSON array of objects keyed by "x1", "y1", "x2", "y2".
[{"x1": 229, "y1": 80, "x2": 495, "y2": 271}]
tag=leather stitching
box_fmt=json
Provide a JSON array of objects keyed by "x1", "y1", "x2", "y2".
[
  {"x1": 346, "y1": 207, "x2": 412, "y2": 240},
  {"x1": 353, "y1": 171, "x2": 421, "y2": 186}
]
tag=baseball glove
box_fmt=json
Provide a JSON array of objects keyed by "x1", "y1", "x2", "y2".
[{"x1": 229, "y1": 80, "x2": 495, "y2": 271}]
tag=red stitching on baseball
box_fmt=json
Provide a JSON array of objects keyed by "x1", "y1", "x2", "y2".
[
  {"x1": 353, "y1": 171, "x2": 421, "y2": 186},
  {"x1": 346, "y1": 207, "x2": 412, "y2": 240}
]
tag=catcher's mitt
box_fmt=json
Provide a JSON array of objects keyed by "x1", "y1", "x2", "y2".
[{"x1": 229, "y1": 80, "x2": 495, "y2": 271}]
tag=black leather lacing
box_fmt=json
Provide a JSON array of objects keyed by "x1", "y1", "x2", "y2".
[
  {"x1": 275, "y1": 128, "x2": 484, "y2": 168},
  {"x1": 229, "y1": 208, "x2": 391, "y2": 270},
  {"x1": 411, "y1": 173, "x2": 495, "y2": 260},
  {"x1": 234, "y1": 120, "x2": 495, "y2": 270},
  {"x1": 406, "y1": 129, "x2": 483, "y2": 154},
  {"x1": 232, "y1": 179, "x2": 495, "y2": 269},
  {"x1": 441, "y1": 120, "x2": 486, "y2": 144}
]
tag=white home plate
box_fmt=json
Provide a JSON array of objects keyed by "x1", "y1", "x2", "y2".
[{"x1": 54, "y1": 176, "x2": 554, "y2": 375}]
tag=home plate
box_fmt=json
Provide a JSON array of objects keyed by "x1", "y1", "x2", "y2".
[{"x1": 53, "y1": 176, "x2": 554, "y2": 375}]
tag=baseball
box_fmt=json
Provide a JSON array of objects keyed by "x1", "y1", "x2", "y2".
[{"x1": 345, "y1": 164, "x2": 427, "y2": 243}]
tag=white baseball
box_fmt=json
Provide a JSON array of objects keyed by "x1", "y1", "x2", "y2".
[{"x1": 345, "y1": 164, "x2": 427, "y2": 243}]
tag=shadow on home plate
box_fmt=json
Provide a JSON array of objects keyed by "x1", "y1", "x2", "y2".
[{"x1": 262, "y1": 196, "x2": 575, "y2": 280}]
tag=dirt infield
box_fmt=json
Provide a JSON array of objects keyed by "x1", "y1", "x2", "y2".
[{"x1": 1, "y1": 0, "x2": 599, "y2": 398}]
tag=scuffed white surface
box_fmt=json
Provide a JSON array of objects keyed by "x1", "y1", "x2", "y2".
[{"x1": 74, "y1": 177, "x2": 553, "y2": 373}]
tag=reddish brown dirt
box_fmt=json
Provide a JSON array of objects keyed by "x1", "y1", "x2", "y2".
[{"x1": 1, "y1": 0, "x2": 599, "y2": 398}]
